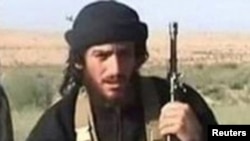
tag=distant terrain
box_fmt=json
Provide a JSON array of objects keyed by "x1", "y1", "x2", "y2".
[
  {"x1": 1, "y1": 29, "x2": 250, "y2": 141},
  {"x1": 1, "y1": 29, "x2": 250, "y2": 67}
]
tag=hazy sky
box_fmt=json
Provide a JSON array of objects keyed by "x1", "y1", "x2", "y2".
[{"x1": 1, "y1": 0, "x2": 250, "y2": 32}]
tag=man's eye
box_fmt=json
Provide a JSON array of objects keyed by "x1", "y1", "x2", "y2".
[{"x1": 95, "y1": 53, "x2": 108, "y2": 59}]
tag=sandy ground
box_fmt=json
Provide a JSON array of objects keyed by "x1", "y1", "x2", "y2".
[{"x1": 1, "y1": 29, "x2": 250, "y2": 67}]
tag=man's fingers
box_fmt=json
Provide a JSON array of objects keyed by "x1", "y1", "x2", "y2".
[
  {"x1": 159, "y1": 120, "x2": 184, "y2": 136},
  {"x1": 161, "y1": 102, "x2": 190, "y2": 115},
  {"x1": 159, "y1": 109, "x2": 176, "y2": 122},
  {"x1": 160, "y1": 103, "x2": 189, "y2": 122},
  {"x1": 159, "y1": 102, "x2": 191, "y2": 136},
  {"x1": 160, "y1": 102, "x2": 192, "y2": 121},
  {"x1": 159, "y1": 115, "x2": 182, "y2": 130},
  {"x1": 158, "y1": 101, "x2": 203, "y2": 141}
]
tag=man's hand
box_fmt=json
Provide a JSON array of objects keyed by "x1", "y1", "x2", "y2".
[{"x1": 159, "y1": 101, "x2": 202, "y2": 141}]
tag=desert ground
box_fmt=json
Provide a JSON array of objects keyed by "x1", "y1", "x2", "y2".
[
  {"x1": 1, "y1": 28, "x2": 250, "y2": 141},
  {"x1": 1, "y1": 29, "x2": 250, "y2": 67}
]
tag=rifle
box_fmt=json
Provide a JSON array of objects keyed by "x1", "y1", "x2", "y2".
[
  {"x1": 168, "y1": 22, "x2": 179, "y2": 102},
  {"x1": 166, "y1": 22, "x2": 180, "y2": 141}
]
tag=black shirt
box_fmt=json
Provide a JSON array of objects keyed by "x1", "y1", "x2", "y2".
[
  {"x1": 26, "y1": 76, "x2": 218, "y2": 141},
  {"x1": 0, "y1": 85, "x2": 14, "y2": 141}
]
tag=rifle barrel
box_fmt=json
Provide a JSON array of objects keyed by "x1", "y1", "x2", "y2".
[
  {"x1": 169, "y1": 22, "x2": 178, "y2": 74},
  {"x1": 166, "y1": 22, "x2": 179, "y2": 141}
]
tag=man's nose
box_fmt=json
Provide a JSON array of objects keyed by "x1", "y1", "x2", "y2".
[{"x1": 108, "y1": 54, "x2": 121, "y2": 74}]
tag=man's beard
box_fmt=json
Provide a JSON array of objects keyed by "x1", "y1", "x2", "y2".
[{"x1": 82, "y1": 71, "x2": 139, "y2": 108}]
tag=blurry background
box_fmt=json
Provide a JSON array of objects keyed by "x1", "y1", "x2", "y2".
[{"x1": 1, "y1": 0, "x2": 250, "y2": 141}]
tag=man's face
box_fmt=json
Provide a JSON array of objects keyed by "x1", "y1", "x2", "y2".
[{"x1": 83, "y1": 41, "x2": 136, "y2": 101}]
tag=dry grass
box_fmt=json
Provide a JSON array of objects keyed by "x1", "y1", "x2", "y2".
[
  {"x1": 1, "y1": 29, "x2": 250, "y2": 141},
  {"x1": 145, "y1": 31, "x2": 250, "y2": 68},
  {"x1": 1, "y1": 29, "x2": 250, "y2": 67},
  {"x1": 12, "y1": 107, "x2": 43, "y2": 141},
  {"x1": 0, "y1": 29, "x2": 67, "y2": 66}
]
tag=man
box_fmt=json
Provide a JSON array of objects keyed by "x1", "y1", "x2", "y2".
[
  {"x1": 27, "y1": 1, "x2": 218, "y2": 141},
  {"x1": 0, "y1": 84, "x2": 14, "y2": 141}
]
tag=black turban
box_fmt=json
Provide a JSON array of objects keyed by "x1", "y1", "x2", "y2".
[{"x1": 65, "y1": 1, "x2": 148, "y2": 52}]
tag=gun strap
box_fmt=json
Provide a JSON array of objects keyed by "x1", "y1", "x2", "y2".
[{"x1": 75, "y1": 90, "x2": 98, "y2": 141}]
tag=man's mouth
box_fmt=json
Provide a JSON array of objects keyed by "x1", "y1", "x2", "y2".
[
  {"x1": 102, "y1": 75, "x2": 127, "y2": 92},
  {"x1": 103, "y1": 76, "x2": 126, "y2": 86},
  {"x1": 106, "y1": 82, "x2": 123, "y2": 89}
]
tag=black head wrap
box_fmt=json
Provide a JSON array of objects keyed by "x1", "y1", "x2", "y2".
[{"x1": 65, "y1": 1, "x2": 148, "y2": 52}]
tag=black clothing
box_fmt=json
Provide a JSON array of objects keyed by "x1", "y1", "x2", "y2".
[
  {"x1": 27, "y1": 76, "x2": 218, "y2": 141},
  {"x1": 0, "y1": 85, "x2": 14, "y2": 141}
]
